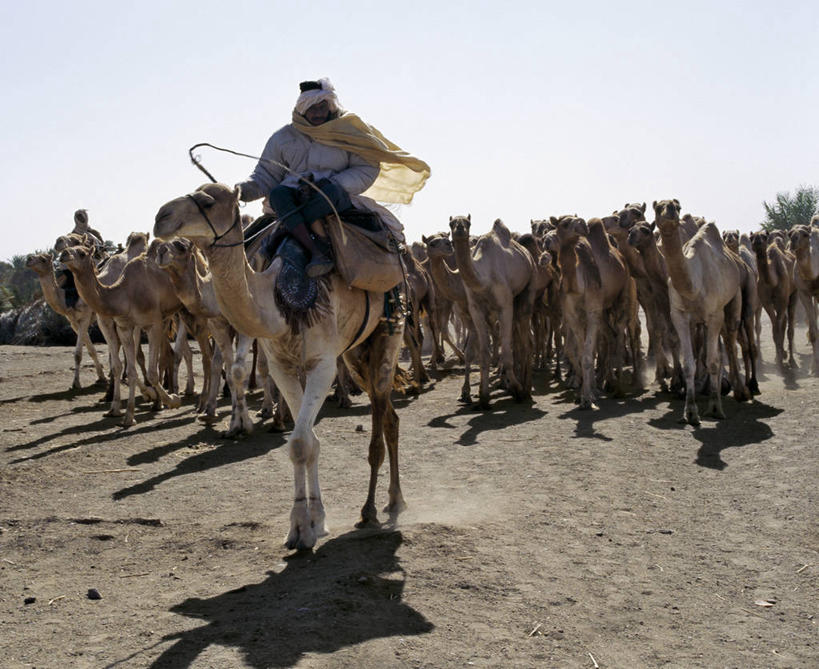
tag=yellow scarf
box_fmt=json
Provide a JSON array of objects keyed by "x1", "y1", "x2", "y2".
[{"x1": 291, "y1": 111, "x2": 430, "y2": 205}]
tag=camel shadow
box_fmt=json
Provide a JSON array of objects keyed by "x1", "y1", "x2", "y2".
[
  {"x1": 690, "y1": 400, "x2": 782, "y2": 470},
  {"x1": 0, "y1": 383, "x2": 105, "y2": 406},
  {"x1": 557, "y1": 390, "x2": 666, "y2": 442},
  {"x1": 113, "y1": 430, "x2": 287, "y2": 500},
  {"x1": 130, "y1": 530, "x2": 433, "y2": 668},
  {"x1": 428, "y1": 395, "x2": 547, "y2": 446}
]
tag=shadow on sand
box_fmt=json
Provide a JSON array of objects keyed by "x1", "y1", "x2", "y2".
[{"x1": 109, "y1": 530, "x2": 433, "y2": 668}]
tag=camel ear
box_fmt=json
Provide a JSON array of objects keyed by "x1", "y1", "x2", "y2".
[
  {"x1": 449, "y1": 216, "x2": 453, "y2": 222},
  {"x1": 421, "y1": 235, "x2": 429, "y2": 244},
  {"x1": 549, "y1": 216, "x2": 558, "y2": 225},
  {"x1": 650, "y1": 221, "x2": 656, "y2": 231},
  {"x1": 191, "y1": 190, "x2": 216, "y2": 208},
  {"x1": 640, "y1": 202, "x2": 646, "y2": 213},
  {"x1": 467, "y1": 214, "x2": 471, "y2": 222},
  {"x1": 672, "y1": 198, "x2": 680, "y2": 207},
  {"x1": 233, "y1": 184, "x2": 243, "y2": 203}
]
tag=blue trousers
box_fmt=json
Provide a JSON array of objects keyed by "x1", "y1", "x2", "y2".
[{"x1": 268, "y1": 179, "x2": 351, "y2": 232}]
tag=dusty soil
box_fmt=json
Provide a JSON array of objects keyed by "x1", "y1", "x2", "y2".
[{"x1": 1, "y1": 321, "x2": 817, "y2": 668}]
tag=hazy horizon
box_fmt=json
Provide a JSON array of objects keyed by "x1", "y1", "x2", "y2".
[{"x1": 2, "y1": 0, "x2": 817, "y2": 261}]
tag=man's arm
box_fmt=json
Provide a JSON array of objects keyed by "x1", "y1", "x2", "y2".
[{"x1": 235, "y1": 133, "x2": 288, "y2": 202}]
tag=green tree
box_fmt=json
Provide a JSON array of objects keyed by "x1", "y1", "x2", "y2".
[{"x1": 761, "y1": 185, "x2": 819, "y2": 231}]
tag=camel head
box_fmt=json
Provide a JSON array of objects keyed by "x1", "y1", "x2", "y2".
[
  {"x1": 409, "y1": 241, "x2": 427, "y2": 263},
  {"x1": 749, "y1": 231, "x2": 769, "y2": 253},
  {"x1": 553, "y1": 215, "x2": 588, "y2": 247},
  {"x1": 768, "y1": 230, "x2": 787, "y2": 250},
  {"x1": 25, "y1": 252, "x2": 54, "y2": 275},
  {"x1": 615, "y1": 203, "x2": 647, "y2": 230},
  {"x1": 788, "y1": 225, "x2": 811, "y2": 254},
  {"x1": 422, "y1": 232, "x2": 455, "y2": 258},
  {"x1": 542, "y1": 230, "x2": 560, "y2": 256},
  {"x1": 155, "y1": 238, "x2": 193, "y2": 272},
  {"x1": 124, "y1": 232, "x2": 150, "y2": 259},
  {"x1": 53, "y1": 232, "x2": 88, "y2": 253},
  {"x1": 722, "y1": 229, "x2": 740, "y2": 253},
  {"x1": 154, "y1": 183, "x2": 242, "y2": 247},
  {"x1": 448, "y1": 214, "x2": 471, "y2": 241},
  {"x1": 652, "y1": 199, "x2": 681, "y2": 235},
  {"x1": 58, "y1": 244, "x2": 95, "y2": 273},
  {"x1": 516, "y1": 232, "x2": 541, "y2": 260},
  {"x1": 627, "y1": 222, "x2": 655, "y2": 250},
  {"x1": 530, "y1": 219, "x2": 554, "y2": 240},
  {"x1": 811, "y1": 214, "x2": 819, "y2": 229}
]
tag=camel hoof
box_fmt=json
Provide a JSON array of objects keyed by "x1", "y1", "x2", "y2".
[
  {"x1": 256, "y1": 407, "x2": 274, "y2": 419},
  {"x1": 197, "y1": 413, "x2": 220, "y2": 425},
  {"x1": 104, "y1": 408, "x2": 123, "y2": 417},
  {"x1": 748, "y1": 378, "x2": 760, "y2": 395},
  {"x1": 383, "y1": 498, "x2": 408, "y2": 517},
  {"x1": 336, "y1": 396, "x2": 353, "y2": 409},
  {"x1": 120, "y1": 416, "x2": 135, "y2": 428},
  {"x1": 166, "y1": 394, "x2": 182, "y2": 409},
  {"x1": 268, "y1": 422, "x2": 287, "y2": 433},
  {"x1": 686, "y1": 415, "x2": 701, "y2": 427},
  {"x1": 355, "y1": 517, "x2": 381, "y2": 530},
  {"x1": 578, "y1": 400, "x2": 597, "y2": 411},
  {"x1": 458, "y1": 392, "x2": 472, "y2": 404}
]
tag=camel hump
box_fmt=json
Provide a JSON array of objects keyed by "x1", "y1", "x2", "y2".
[
  {"x1": 586, "y1": 218, "x2": 609, "y2": 248},
  {"x1": 576, "y1": 242, "x2": 602, "y2": 290},
  {"x1": 700, "y1": 222, "x2": 724, "y2": 246},
  {"x1": 492, "y1": 219, "x2": 512, "y2": 247}
]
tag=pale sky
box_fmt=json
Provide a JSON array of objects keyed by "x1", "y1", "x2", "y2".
[{"x1": 2, "y1": 0, "x2": 817, "y2": 260}]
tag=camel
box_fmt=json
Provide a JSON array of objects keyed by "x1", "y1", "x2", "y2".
[
  {"x1": 788, "y1": 224, "x2": 819, "y2": 374},
  {"x1": 58, "y1": 244, "x2": 183, "y2": 427},
  {"x1": 626, "y1": 222, "x2": 684, "y2": 391},
  {"x1": 25, "y1": 253, "x2": 107, "y2": 389},
  {"x1": 153, "y1": 183, "x2": 407, "y2": 549},
  {"x1": 653, "y1": 199, "x2": 749, "y2": 426},
  {"x1": 750, "y1": 231, "x2": 797, "y2": 369},
  {"x1": 516, "y1": 233, "x2": 557, "y2": 372},
  {"x1": 155, "y1": 237, "x2": 272, "y2": 435},
  {"x1": 448, "y1": 216, "x2": 536, "y2": 409},
  {"x1": 400, "y1": 248, "x2": 441, "y2": 391},
  {"x1": 422, "y1": 232, "x2": 471, "y2": 371}
]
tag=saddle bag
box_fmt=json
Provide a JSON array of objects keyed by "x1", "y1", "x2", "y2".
[{"x1": 321, "y1": 213, "x2": 404, "y2": 293}]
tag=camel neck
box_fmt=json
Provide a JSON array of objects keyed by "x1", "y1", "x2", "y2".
[
  {"x1": 659, "y1": 227, "x2": 695, "y2": 297},
  {"x1": 203, "y1": 245, "x2": 284, "y2": 339},
  {"x1": 36, "y1": 267, "x2": 68, "y2": 315},
  {"x1": 452, "y1": 237, "x2": 484, "y2": 291},
  {"x1": 428, "y1": 254, "x2": 464, "y2": 302}
]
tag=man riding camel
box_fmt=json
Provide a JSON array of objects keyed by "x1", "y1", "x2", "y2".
[{"x1": 236, "y1": 78, "x2": 430, "y2": 277}]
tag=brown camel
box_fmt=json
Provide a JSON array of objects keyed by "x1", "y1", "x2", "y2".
[
  {"x1": 25, "y1": 253, "x2": 107, "y2": 389},
  {"x1": 653, "y1": 200, "x2": 749, "y2": 426},
  {"x1": 750, "y1": 231, "x2": 797, "y2": 369},
  {"x1": 400, "y1": 248, "x2": 441, "y2": 391},
  {"x1": 516, "y1": 233, "x2": 557, "y2": 372},
  {"x1": 448, "y1": 215, "x2": 536, "y2": 409},
  {"x1": 153, "y1": 183, "x2": 407, "y2": 549},
  {"x1": 788, "y1": 224, "x2": 819, "y2": 374},
  {"x1": 58, "y1": 244, "x2": 183, "y2": 427}
]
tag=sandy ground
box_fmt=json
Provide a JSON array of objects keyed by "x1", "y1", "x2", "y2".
[{"x1": 0, "y1": 320, "x2": 817, "y2": 668}]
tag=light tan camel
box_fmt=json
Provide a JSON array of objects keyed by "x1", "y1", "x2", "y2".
[
  {"x1": 155, "y1": 238, "x2": 261, "y2": 435},
  {"x1": 788, "y1": 224, "x2": 819, "y2": 374},
  {"x1": 58, "y1": 244, "x2": 183, "y2": 427},
  {"x1": 653, "y1": 200, "x2": 749, "y2": 426},
  {"x1": 750, "y1": 231, "x2": 797, "y2": 369},
  {"x1": 448, "y1": 215, "x2": 536, "y2": 409},
  {"x1": 626, "y1": 222, "x2": 684, "y2": 391},
  {"x1": 422, "y1": 233, "x2": 474, "y2": 395},
  {"x1": 153, "y1": 183, "x2": 407, "y2": 549},
  {"x1": 25, "y1": 253, "x2": 107, "y2": 389}
]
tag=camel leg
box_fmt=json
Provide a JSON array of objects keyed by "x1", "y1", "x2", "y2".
[
  {"x1": 117, "y1": 324, "x2": 139, "y2": 427},
  {"x1": 173, "y1": 320, "x2": 196, "y2": 396},
  {"x1": 786, "y1": 292, "x2": 798, "y2": 368},
  {"x1": 671, "y1": 310, "x2": 699, "y2": 426},
  {"x1": 68, "y1": 320, "x2": 84, "y2": 390},
  {"x1": 798, "y1": 291, "x2": 819, "y2": 375},
  {"x1": 255, "y1": 344, "x2": 275, "y2": 419},
  {"x1": 200, "y1": 340, "x2": 222, "y2": 423},
  {"x1": 80, "y1": 318, "x2": 107, "y2": 385},
  {"x1": 224, "y1": 334, "x2": 254, "y2": 437},
  {"x1": 332, "y1": 357, "x2": 353, "y2": 409},
  {"x1": 468, "y1": 303, "x2": 492, "y2": 409},
  {"x1": 146, "y1": 324, "x2": 182, "y2": 411},
  {"x1": 460, "y1": 329, "x2": 473, "y2": 403},
  {"x1": 192, "y1": 330, "x2": 212, "y2": 413},
  {"x1": 754, "y1": 306, "x2": 763, "y2": 363},
  {"x1": 270, "y1": 350, "x2": 334, "y2": 551},
  {"x1": 704, "y1": 315, "x2": 728, "y2": 419},
  {"x1": 101, "y1": 319, "x2": 124, "y2": 418},
  {"x1": 723, "y1": 294, "x2": 750, "y2": 402},
  {"x1": 579, "y1": 311, "x2": 601, "y2": 410}
]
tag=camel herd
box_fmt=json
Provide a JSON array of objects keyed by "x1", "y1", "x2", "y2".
[{"x1": 27, "y1": 187, "x2": 819, "y2": 547}]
